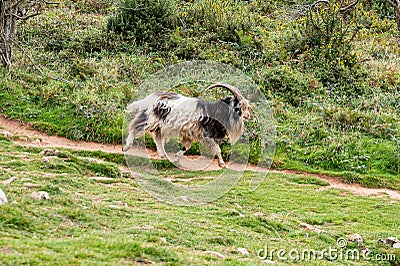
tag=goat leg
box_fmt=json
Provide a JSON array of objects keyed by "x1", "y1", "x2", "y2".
[
  {"x1": 202, "y1": 137, "x2": 228, "y2": 169},
  {"x1": 216, "y1": 152, "x2": 227, "y2": 169},
  {"x1": 152, "y1": 130, "x2": 166, "y2": 158},
  {"x1": 122, "y1": 134, "x2": 134, "y2": 152},
  {"x1": 174, "y1": 138, "x2": 192, "y2": 163},
  {"x1": 122, "y1": 127, "x2": 140, "y2": 151},
  {"x1": 123, "y1": 110, "x2": 148, "y2": 152}
]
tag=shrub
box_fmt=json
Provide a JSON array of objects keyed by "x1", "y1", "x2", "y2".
[
  {"x1": 64, "y1": 0, "x2": 114, "y2": 14},
  {"x1": 285, "y1": 3, "x2": 362, "y2": 91},
  {"x1": 179, "y1": 0, "x2": 253, "y2": 43},
  {"x1": 361, "y1": 0, "x2": 394, "y2": 18},
  {"x1": 107, "y1": 0, "x2": 177, "y2": 47},
  {"x1": 259, "y1": 65, "x2": 321, "y2": 105}
]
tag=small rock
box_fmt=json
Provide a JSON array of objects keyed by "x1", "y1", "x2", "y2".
[
  {"x1": 204, "y1": 251, "x2": 226, "y2": 259},
  {"x1": 378, "y1": 237, "x2": 400, "y2": 247},
  {"x1": 23, "y1": 182, "x2": 39, "y2": 187},
  {"x1": 3, "y1": 176, "x2": 17, "y2": 185},
  {"x1": 300, "y1": 223, "x2": 327, "y2": 234},
  {"x1": 0, "y1": 130, "x2": 14, "y2": 138},
  {"x1": 261, "y1": 259, "x2": 276, "y2": 264},
  {"x1": 0, "y1": 188, "x2": 8, "y2": 204},
  {"x1": 40, "y1": 149, "x2": 60, "y2": 156},
  {"x1": 159, "y1": 237, "x2": 168, "y2": 243},
  {"x1": 230, "y1": 209, "x2": 244, "y2": 217},
  {"x1": 132, "y1": 225, "x2": 154, "y2": 231},
  {"x1": 254, "y1": 212, "x2": 265, "y2": 217},
  {"x1": 234, "y1": 203, "x2": 242, "y2": 209},
  {"x1": 349, "y1": 233, "x2": 363, "y2": 244},
  {"x1": 179, "y1": 196, "x2": 190, "y2": 202},
  {"x1": 31, "y1": 191, "x2": 51, "y2": 200},
  {"x1": 268, "y1": 213, "x2": 279, "y2": 219},
  {"x1": 108, "y1": 205, "x2": 124, "y2": 210},
  {"x1": 131, "y1": 172, "x2": 143, "y2": 178},
  {"x1": 42, "y1": 157, "x2": 55, "y2": 163},
  {"x1": 19, "y1": 80, "x2": 28, "y2": 88},
  {"x1": 177, "y1": 196, "x2": 198, "y2": 203},
  {"x1": 0, "y1": 247, "x2": 15, "y2": 254},
  {"x1": 139, "y1": 259, "x2": 155, "y2": 264},
  {"x1": 236, "y1": 247, "x2": 249, "y2": 255},
  {"x1": 113, "y1": 201, "x2": 128, "y2": 207}
]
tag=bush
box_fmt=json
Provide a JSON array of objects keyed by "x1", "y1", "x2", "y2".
[
  {"x1": 64, "y1": 0, "x2": 114, "y2": 14},
  {"x1": 179, "y1": 0, "x2": 253, "y2": 43},
  {"x1": 285, "y1": 3, "x2": 362, "y2": 91},
  {"x1": 361, "y1": 0, "x2": 394, "y2": 18},
  {"x1": 107, "y1": 0, "x2": 177, "y2": 47},
  {"x1": 259, "y1": 65, "x2": 321, "y2": 105}
]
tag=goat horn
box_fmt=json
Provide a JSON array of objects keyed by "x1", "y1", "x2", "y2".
[{"x1": 205, "y1": 82, "x2": 245, "y2": 100}]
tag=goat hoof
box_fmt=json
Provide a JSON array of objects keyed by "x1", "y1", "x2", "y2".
[
  {"x1": 219, "y1": 163, "x2": 228, "y2": 169},
  {"x1": 122, "y1": 145, "x2": 129, "y2": 152}
]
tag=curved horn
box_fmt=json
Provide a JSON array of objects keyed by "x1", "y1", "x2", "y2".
[{"x1": 205, "y1": 82, "x2": 244, "y2": 99}]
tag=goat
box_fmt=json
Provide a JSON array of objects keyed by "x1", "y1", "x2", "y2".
[{"x1": 122, "y1": 83, "x2": 251, "y2": 168}]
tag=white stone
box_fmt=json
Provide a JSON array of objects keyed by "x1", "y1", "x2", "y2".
[
  {"x1": 0, "y1": 188, "x2": 8, "y2": 204},
  {"x1": 3, "y1": 176, "x2": 17, "y2": 185},
  {"x1": 236, "y1": 247, "x2": 250, "y2": 255},
  {"x1": 349, "y1": 233, "x2": 363, "y2": 244},
  {"x1": 31, "y1": 191, "x2": 51, "y2": 200},
  {"x1": 204, "y1": 251, "x2": 226, "y2": 259}
]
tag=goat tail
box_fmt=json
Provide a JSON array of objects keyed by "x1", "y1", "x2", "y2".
[
  {"x1": 124, "y1": 93, "x2": 162, "y2": 151},
  {"x1": 126, "y1": 92, "x2": 162, "y2": 113}
]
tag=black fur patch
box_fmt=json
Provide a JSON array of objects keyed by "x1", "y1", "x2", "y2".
[
  {"x1": 153, "y1": 101, "x2": 171, "y2": 120},
  {"x1": 199, "y1": 115, "x2": 227, "y2": 140},
  {"x1": 196, "y1": 97, "x2": 243, "y2": 141},
  {"x1": 159, "y1": 92, "x2": 179, "y2": 100},
  {"x1": 132, "y1": 109, "x2": 148, "y2": 132},
  {"x1": 222, "y1": 97, "x2": 242, "y2": 117}
]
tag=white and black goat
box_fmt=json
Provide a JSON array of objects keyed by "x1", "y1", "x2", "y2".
[{"x1": 122, "y1": 83, "x2": 251, "y2": 168}]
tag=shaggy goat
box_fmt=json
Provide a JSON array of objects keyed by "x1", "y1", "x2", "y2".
[{"x1": 122, "y1": 83, "x2": 251, "y2": 168}]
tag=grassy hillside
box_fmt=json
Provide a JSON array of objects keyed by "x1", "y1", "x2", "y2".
[
  {"x1": 0, "y1": 130, "x2": 399, "y2": 264},
  {"x1": 1, "y1": 2, "x2": 400, "y2": 265},
  {"x1": 0, "y1": 2, "x2": 399, "y2": 184}
]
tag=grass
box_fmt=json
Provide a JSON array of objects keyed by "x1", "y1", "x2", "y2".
[
  {"x1": 0, "y1": 1, "x2": 399, "y2": 263},
  {"x1": 0, "y1": 133, "x2": 400, "y2": 265}
]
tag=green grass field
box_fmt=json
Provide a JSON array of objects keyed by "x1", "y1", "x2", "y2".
[{"x1": 0, "y1": 132, "x2": 399, "y2": 265}]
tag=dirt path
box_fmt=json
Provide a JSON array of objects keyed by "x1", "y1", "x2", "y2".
[{"x1": 1, "y1": 114, "x2": 399, "y2": 200}]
